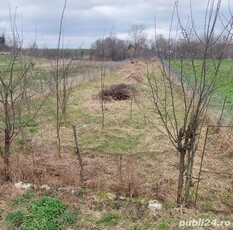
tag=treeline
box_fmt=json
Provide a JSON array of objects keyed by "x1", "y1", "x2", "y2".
[
  {"x1": 90, "y1": 29, "x2": 233, "y2": 60},
  {"x1": 22, "y1": 48, "x2": 91, "y2": 60},
  {"x1": 90, "y1": 25, "x2": 152, "y2": 61},
  {"x1": 1, "y1": 24, "x2": 233, "y2": 60},
  {"x1": 154, "y1": 35, "x2": 233, "y2": 59}
]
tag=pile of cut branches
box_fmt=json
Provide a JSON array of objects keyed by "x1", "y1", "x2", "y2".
[{"x1": 98, "y1": 83, "x2": 137, "y2": 101}]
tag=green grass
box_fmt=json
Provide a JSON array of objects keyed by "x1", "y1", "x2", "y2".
[
  {"x1": 156, "y1": 221, "x2": 170, "y2": 230},
  {"x1": 169, "y1": 59, "x2": 233, "y2": 124},
  {"x1": 96, "y1": 133, "x2": 138, "y2": 153},
  {"x1": 0, "y1": 54, "x2": 11, "y2": 62},
  {"x1": 96, "y1": 213, "x2": 120, "y2": 225},
  {"x1": 170, "y1": 59, "x2": 232, "y2": 87},
  {"x1": 0, "y1": 54, "x2": 33, "y2": 72}
]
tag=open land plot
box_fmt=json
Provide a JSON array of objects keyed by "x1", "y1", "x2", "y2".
[{"x1": 0, "y1": 59, "x2": 232, "y2": 229}]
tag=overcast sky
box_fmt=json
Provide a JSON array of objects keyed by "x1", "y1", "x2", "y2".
[{"x1": 0, "y1": 0, "x2": 232, "y2": 48}]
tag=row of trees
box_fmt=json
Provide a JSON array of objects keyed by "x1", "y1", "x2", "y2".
[
  {"x1": 90, "y1": 24, "x2": 233, "y2": 61},
  {"x1": 0, "y1": 1, "x2": 75, "y2": 180},
  {"x1": 91, "y1": 0, "x2": 233, "y2": 208},
  {"x1": 153, "y1": 35, "x2": 233, "y2": 59},
  {"x1": 90, "y1": 24, "x2": 150, "y2": 61},
  {"x1": 20, "y1": 32, "x2": 233, "y2": 61},
  {"x1": 4, "y1": 23, "x2": 232, "y2": 61}
]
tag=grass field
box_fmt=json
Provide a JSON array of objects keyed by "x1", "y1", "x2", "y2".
[
  {"x1": 169, "y1": 59, "x2": 233, "y2": 124},
  {"x1": 0, "y1": 59, "x2": 232, "y2": 229}
]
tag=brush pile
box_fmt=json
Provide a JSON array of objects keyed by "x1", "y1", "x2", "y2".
[{"x1": 98, "y1": 83, "x2": 137, "y2": 101}]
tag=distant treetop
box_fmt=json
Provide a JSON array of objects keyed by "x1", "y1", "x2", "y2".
[{"x1": 0, "y1": 34, "x2": 6, "y2": 45}]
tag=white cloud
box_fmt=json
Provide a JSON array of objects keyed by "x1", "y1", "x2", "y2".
[
  {"x1": 0, "y1": 0, "x2": 231, "y2": 48},
  {"x1": 90, "y1": 5, "x2": 119, "y2": 16}
]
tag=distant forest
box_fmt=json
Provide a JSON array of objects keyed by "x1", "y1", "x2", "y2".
[{"x1": 1, "y1": 24, "x2": 233, "y2": 61}]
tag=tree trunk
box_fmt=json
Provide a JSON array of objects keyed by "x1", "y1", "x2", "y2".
[
  {"x1": 3, "y1": 139, "x2": 11, "y2": 181},
  {"x1": 184, "y1": 151, "x2": 191, "y2": 206},
  {"x1": 177, "y1": 151, "x2": 186, "y2": 206},
  {"x1": 184, "y1": 135, "x2": 196, "y2": 206},
  {"x1": 72, "y1": 125, "x2": 84, "y2": 187}
]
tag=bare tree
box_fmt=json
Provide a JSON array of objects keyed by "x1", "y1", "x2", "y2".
[
  {"x1": 72, "y1": 125, "x2": 84, "y2": 186},
  {"x1": 0, "y1": 9, "x2": 46, "y2": 181},
  {"x1": 128, "y1": 24, "x2": 148, "y2": 59},
  {"x1": 50, "y1": 0, "x2": 77, "y2": 157},
  {"x1": 141, "y1": 0, "x2": 233, "y2": 207},
  {"x1": 91, "y1": 36, "x2": 128, "y2": 61}
]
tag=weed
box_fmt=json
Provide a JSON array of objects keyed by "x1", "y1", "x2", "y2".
[
  {"x1": 157, "y1": 221, "x2": 170, "y2": 230},
  {"x1": 9, "y1": 191, "x2": 34, "y2": 207},
  {"x1": 5, "y1": 210, "x2": 25, "y2": 228},
  {"x1": 58, "y1": 211, "x2": 77, "y2": 227},
  {"x1": 127, "y1": 227, "x2": 140, "y2": 230},
  {"x1": 127, "y1": 222, "x2": 154, "y2": 230},
  {"x1": 5, "y1": 196, "x2": 76, "y2": 230},
  {"x1": 132, "y1": 197, "x2": 146, "y2": 205},
  {"x1": 9, "y1": 197, "x2": 24, "y2": 207},
  {"x1": 29, "y1": 197, "x2": 65, "y2": 218},
  {"x1": 96, "y1": 213, "x2": 120, "y2": 225},
  {"x1": 197, "y1": 214, "x2": 213, "y2": 220},
  {"x1": 22, "y1": 191, "x2": 34, "y2": 200}
]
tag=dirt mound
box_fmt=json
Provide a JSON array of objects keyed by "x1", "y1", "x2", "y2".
[{"x1": 98, "y1": 83, "x2": 137, "y2": 101}]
